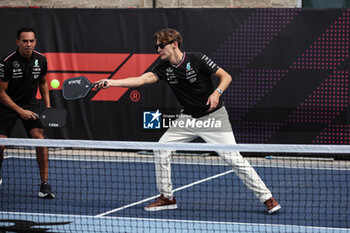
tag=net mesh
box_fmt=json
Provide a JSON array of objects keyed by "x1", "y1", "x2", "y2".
[{"x1": 0, "y1": 138, "x2": 349, "y2": 233}]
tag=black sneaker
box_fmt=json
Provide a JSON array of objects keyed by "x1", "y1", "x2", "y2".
[{"x1": 38, "y1": 182, "x2": 55, "y2": 199}]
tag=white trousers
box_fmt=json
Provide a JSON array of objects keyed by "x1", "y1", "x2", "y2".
[{"x1": 154, "y1": 107, "x2": 273, "y2": 203}]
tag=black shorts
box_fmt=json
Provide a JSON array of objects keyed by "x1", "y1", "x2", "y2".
[{"x1": 0, "y1": 100, "x2": 44, "y2": 137}]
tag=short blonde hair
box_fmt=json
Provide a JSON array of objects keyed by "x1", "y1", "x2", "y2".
[{"x1": 154, "y1": 28, "x2": 182, "y2": 48}]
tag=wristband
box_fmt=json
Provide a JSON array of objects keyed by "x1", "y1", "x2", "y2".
[{"x1": 216, "y1": 88, "x2": 223, "y2": 95}]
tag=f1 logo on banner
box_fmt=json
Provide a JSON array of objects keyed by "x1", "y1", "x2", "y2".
[{"x1": 41, "y1": 53, "x2": 159, "y2": 102}]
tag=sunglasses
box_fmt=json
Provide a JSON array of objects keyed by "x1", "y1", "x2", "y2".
[{"x1": 154, "y1": 40, "x2": 175, "y2": 50}]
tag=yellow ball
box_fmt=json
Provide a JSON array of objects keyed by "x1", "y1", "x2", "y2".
[{"x1": 50, "y1": 79, "x2": 60, "y2": 89}]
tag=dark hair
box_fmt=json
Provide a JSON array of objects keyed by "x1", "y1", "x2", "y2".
[
  {"x1": 154, "y1": 28, "x2": 182, "y2": 48},
  {"x1": 17, "y1": 27, "x2": 37, "y2": 40}
]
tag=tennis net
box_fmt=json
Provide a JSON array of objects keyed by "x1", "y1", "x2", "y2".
[{"x1": 0, "y1": 138, "x2": 349, "y2": 233}]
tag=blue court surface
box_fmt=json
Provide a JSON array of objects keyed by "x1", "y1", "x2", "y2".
[{"x1": 0, "y1": 151, "x2": 349, "y2": 233}]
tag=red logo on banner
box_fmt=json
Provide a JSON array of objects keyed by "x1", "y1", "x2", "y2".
[{"x1": 40, "y1": 53, "x2": 159, "y2": 102}]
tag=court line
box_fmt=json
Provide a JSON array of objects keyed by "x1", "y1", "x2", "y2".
[
  {"x1": 95, "y1": 169, "x2": 234, "y2": 217},
  {"x1": 1, "y1": 211, "x2": 349, "y2": 233}
]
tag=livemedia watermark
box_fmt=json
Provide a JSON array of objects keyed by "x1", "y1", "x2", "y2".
[{"x1": 143, "y1": 108, "x2": 230, "y2": 132}]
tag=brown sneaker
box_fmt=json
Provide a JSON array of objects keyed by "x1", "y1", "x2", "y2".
[
  {"x1": 144, "y1": 194, "x2": 177, "y2": 211},
  {"x1": 264, "y1": 197, "x2": 281, "y2": 214}
]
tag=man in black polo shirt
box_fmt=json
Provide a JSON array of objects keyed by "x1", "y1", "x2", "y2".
[
  {"x1": 96, "y1": 28, "x2": 280, "y2": 214},
  {"x1": 0, "y1": 27, "x2": 55, "y2": 199}
]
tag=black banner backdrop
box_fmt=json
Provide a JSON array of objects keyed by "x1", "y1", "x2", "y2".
[{"x1": 0, "y1": 8, "x2": 349, "y2": 143}]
